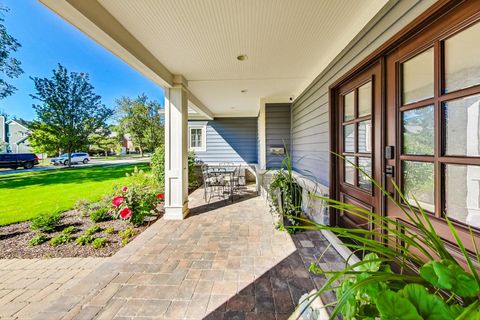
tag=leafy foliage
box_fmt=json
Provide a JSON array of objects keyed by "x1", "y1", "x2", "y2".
[
  {"x1": 151, "y1": 146, "x2": 199, "y2": 189},
  {"x1": 90, "y1": 207, "x2": 110, "y2": 223},
  {"x1": 28, "y1": 234, "x2": 49, "y2": 246},
  {"x1": 88, "y1": 126, "x2": 119, "y2": 156},
  {"x1": 30, "y1": 211, "x2": 62, "y2": 233},
  {"x1": 49, "y1": 233, "x2": 72, "y2": 246},
  {"x1": 92, "y1": 237, "x2": 108, "y2": 249},
  {"x1": 85, "y1": 225, "x2": 102, "y2": 236},
  {"x1": 75, "y1": 235, "x2": 93, "y2": 246},
  {"x1": 268, "y1": 148, "x2": 302, "y2": 230},
  {"x1": 0, "y1": 7, "x2": 23, "y2": 99},
  {"x1": 115, "y1": 94, "x2": 164, "y2": 156},
  {"x1": 119, "y1": 227, "x2": 136, "y2": 246},
  {"x1": 104, "y1": 227, "x2": 115, "y2": 234},
  {"x1": 30, "y1": 64, "x2": 113, "y2": 166},
  {"x1": 61, "y1": 226, "x2": 76, "y2": 235},
  {"x1": 301, "y1": 156, "x2": 480, "y2": 319},
  {"x1": 109, "y1": 167, "x2": 161, "y2": 226}
]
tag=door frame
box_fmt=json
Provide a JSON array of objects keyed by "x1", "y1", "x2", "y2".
[{"x1": 328, "y1": 0, "x2": 468, "y2": 226}]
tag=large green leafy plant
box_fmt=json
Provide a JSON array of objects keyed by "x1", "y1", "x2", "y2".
[
  {"x1": 300, "y1": 157, "x2": 480, "y2": 320},
  {"x1": 268, "y1": 149, "x2": 303, "y2": 229}
]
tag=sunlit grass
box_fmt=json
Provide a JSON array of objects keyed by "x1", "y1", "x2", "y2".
[{"x1": 0, "y1": 163, "x2": 149, "y2": 226}]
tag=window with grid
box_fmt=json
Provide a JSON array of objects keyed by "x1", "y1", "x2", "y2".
[
  {"x1": 342, "y1": 81, "x2": 373, "y2": 192},
  {"x1": 399, "y1": 21, "x2": 480, "y2": 228},
  {"x1": 189, "y1": 126, "x2": 206, "y2": 151}
]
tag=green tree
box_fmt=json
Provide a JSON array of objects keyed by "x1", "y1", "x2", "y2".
[
  {"x1": 29, "y1": 122, "x2": 61, "y2": 156},
  {"x1": 115, "y1": 94, "x2": 164, "y2": 156},
  {"x1": 89, "y1": 127, "x2": 119, "y2": 157},
  {"x1": 31, "y1": 64, "x2": 113, "y2": 166},
  {"x1": 0, "y1": 7, "x2": 23, "y2": 99}
]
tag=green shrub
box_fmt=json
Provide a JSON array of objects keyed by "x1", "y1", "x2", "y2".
[
  {"x1": 74, "y1": 199, "x2": 91, "y2": 217},
  {"x1": 85, "y1": 225, "x2": 102, "y2": 235},
  {"x1": 30, "y1": 211, "x2": 62, "y2": 233},
  {"x1": 49, "y1": 234, "x2": 72, "y2": 246},
  {"x1": 151, "y1": 146, "x2": 165, "y2": 188},
  {"x1": 61, "y1": 226, "x2": 76, "y2": 235},
  {"x1": 119, "y1": 227, "x2": 136, "y2": 246},
  {"x1": 29, "y1": 234, "x2": 49, "y2": 246},
  {"x1": 92, "y1": 237, "x2": 108, "y2": 249},
  {"x1": 75, "y1": 235, "x2": 93, "y2": 246},
  {"x1": 90, "y1": 207, "x2": 110, "y2": 222},
  {"x1": 104, "y1": 227, "x2": 115, "y2": 234}
]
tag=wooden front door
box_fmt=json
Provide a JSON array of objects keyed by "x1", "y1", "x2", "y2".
[
  {"x1": 334, "y1": 61, "x2": 383, "y2": 230},
  {"x1": 384, "y1": 1, "x2": 480, "y2": 257}
]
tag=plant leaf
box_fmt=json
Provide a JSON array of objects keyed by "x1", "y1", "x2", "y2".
[
  {"x1": 357, "y1": 253, "x2": 381, "y2": 272},
  {"x1": 376, "y1": 290, "x2": 422, "y2": 320},
  {"x1": 456, "y1": 300, "x2": 480, "y2": 320},
  {"x1": 400, "y1": 284, "x2": 455, "y2": 320},
  {"x1": 420, "y1": 260, "x2": 479, "y2": 298}
]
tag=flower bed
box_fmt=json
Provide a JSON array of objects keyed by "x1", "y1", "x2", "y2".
[{"x1": 0, "y1": 167, "x2": 165, "y2": 259}]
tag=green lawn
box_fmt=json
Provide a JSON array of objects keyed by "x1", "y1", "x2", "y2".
[{"x1": 0, "y1": 163, "x2": 149, "y2": 226}]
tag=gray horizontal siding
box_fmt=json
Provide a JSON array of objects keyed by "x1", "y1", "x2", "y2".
[
  {"x1": 291, "y1": 0, "x2": 436, "y2": 186},
  {"x1": 266, "y1": 103, "x2": 291, "y2": 169},
  {"x1": 189, "y1": 117, "x2": 258, "y2": 164}
]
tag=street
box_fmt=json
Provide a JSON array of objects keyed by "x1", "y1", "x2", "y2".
[{"x1": 0, "y1": 158, "x2": 150, "y2": 175}]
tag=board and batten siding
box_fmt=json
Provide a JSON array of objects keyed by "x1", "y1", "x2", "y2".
[
  {"x1": 265, "y1": 103, "x2": 291, "y2": 169},
  {"x1": 189, "y1": 117, "x2": 258, "y2": 164},
  {"x1": 291, "y1": 0, "x2": 437, "y2": 186}
]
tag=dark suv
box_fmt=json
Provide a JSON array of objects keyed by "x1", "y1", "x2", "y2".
[{"x1": 0, "y1": 153, "x2": 39, "y2": 170}]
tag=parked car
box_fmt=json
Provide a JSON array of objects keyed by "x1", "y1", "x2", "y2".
[
  {"x1": 51, "y1": 153, "x2": 90, "y2": 166},
  {"x1": 0, "y1": 153, "x2": 39, "y2": 170}
]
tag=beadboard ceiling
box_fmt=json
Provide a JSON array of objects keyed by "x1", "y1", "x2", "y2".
[{"x1": 46, "y1": 0, "x2": 389, "y2": 116}]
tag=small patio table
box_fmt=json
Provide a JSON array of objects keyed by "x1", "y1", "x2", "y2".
[{"x1": 207, "y1": 166, "x2": 237, "y2": 202}]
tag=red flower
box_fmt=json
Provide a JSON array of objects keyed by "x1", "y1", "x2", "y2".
[
  {"x1": 156, "y1": 193, "x2": 164, "y2": 200},
  {"x1": 122, "y1": 186, "x2": 128, "y2": 193},
  {"x1": 119, "y1": 207, "x2": 132, "y2": 219},
  {"x1": 112, "y1": 196, "x2": 124, "y2": 207}
]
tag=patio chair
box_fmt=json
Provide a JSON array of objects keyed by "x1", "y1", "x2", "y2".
[{"x1": 202, "y1": 165, "x2": 228, "y2": 202}]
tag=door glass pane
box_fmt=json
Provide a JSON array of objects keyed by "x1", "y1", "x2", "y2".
[
  {"x1": 403, "y1": 161, "x2": 435, "y2": 212},
  {"x1": 344, "y1": 91, "x2": 354, "y2": 121},
  {"x1": 344, "y1": 124, "x2": 355, "y2": 152},
  {"x1": 344, "y1": 156, "x2": 355, "y2": 185},
  {"x1": 358, "y1": 157, "x2": 372, "y2": 191},
  {"x1": 444, "y1": 94, "x2": 480, "y2": 156},
  {"x1": 402, "y1": 48, "x2": 434, "y2": 104},
  {"x1": 358, "y1": 82, "x2": 372, "y2": 117},
  {"x1": 402, "y1": 106, "x2": 434, "y2": 155},
  {"x1": 358, "y1": 120, "x2": 372, "y2": 153},
  {"x1": 445, "y1": 164, "x2": 480, "y2": 228},
  {"x1": 445, "y1": 22, "x2": 480, "y2": 93}
]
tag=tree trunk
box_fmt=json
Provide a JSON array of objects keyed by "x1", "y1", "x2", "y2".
[
  {"x1": 67, "y1": 148, "x2": 72, "y2": 168},
  {"x1": 139, "y1": 147, "x2": 144, "y2": 157}
]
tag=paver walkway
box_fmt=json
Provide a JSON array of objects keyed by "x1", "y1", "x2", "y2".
[
  {"x1": 3, "y1": 187, "x2": 345, "y2": 319},
  {"x1": 0, "y1": 258, "x2": 102, "y2": 319}
]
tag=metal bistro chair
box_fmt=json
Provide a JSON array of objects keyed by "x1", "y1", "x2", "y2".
[{"x1": 202, "y1": 164, "x2": 227, "y2": 203}]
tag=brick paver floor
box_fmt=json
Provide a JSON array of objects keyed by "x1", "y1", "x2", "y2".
[
  {"x1": 0, "y1": 257, "x2": 103, "y2": 319},
  {"x1": 5, "y1": 187, "x2": 345, "y2": 319}
]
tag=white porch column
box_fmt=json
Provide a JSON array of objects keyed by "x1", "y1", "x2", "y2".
[{"x1": 164, "y1": 83, "x2": 189, "y2": 219}]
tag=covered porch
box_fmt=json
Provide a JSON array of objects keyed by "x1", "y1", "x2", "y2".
[{"x1": 31, "y1": 187, "x2": 345, "y2": 319}]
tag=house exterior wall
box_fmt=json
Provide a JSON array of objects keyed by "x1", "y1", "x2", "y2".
[
  {"x1": 291, "y1": 0, "x2": 437, "y2": 186},
  {"x1": 265, "y1": 103, "x2": 291, "y2": 169},
  {"x1": 188, "y1": 117, "x2": 258, "y2": 164}
]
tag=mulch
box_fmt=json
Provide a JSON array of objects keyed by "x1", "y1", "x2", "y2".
[{"x1": 0, "y1": 208, "x2": 163, "y2": 259}]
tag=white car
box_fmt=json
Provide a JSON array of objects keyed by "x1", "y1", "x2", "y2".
[{"x1": 51, "y1": 153, "x2": 90, "y2": 166}]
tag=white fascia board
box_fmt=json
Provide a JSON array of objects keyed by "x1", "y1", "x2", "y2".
[
  {"x1": 39, "y1": 0, "x2": 173, "y2": 88},
  {"x1": 185, "y1": 88, "x2": 214, "y2": 120}
]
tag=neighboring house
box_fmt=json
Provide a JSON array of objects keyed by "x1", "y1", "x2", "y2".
[
  {"x1": 120, "y1": 133, "x2": 136, "y2": 155},
  {"x1": 0, "y1": 116, "x2": 33, "y2": 153},
  {"x1": 41, "y1": 0, "x2": 480, "y2": 260}
]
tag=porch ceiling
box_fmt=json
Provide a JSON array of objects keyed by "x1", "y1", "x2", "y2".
[{"x1": 40, "y1": 0, "x2": 388, "y2": 117}]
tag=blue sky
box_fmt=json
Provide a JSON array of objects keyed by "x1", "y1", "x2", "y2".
[{"x1": 0, "y1": 0, "x2": 165, "y2": 121}]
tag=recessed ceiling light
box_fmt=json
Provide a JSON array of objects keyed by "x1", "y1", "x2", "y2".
[
  {"x1": 241, "y1": 89, "x2": 248, "y2": 93},
  {"x1": 237, "y1": 54, "x2": 248, "y2": 61}
]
